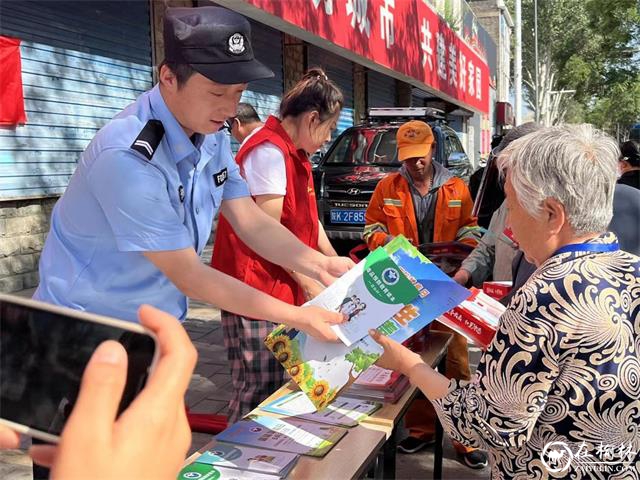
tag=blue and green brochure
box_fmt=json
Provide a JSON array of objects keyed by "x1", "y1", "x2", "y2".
[{"x1": 264, "y1": 235, "x2": 471, "y2": 409}]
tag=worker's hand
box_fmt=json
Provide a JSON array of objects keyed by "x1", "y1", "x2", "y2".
[
  {"x1": 30, "y1": 305, "x2": 197, "y2": 480},
  {"x1": 0, "y1": 425, "x2": 20, "y2": 449},
  {"x1": 369, "y1": 329, "x2": 423, "y2": 376},
  {"x1": 453, "y1": 269, "x2": 471, "y2": 286},
  {"x1": 313, "y1": 256, "x2": 355, "y2": 287},
  {"x1": 291, "y1": 306, "x2": 346, "y2": 342}
]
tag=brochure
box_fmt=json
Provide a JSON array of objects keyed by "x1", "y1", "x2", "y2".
[
  {"x1": 178, "y1": 463, "x2": 280, "y2": 480},
  {"x1": 260, "y1": 391, "x2": 381, "y2": 427},
  {"x1": 307, "y1": 246, "x2": 420, "y2": 346},
  {"x1": 195, "y1": 443, "x2": 298, "y2": 477},
  {"x1": 265, "y1": 236, "x2": 471, "y2": 409},
  {"x1": 440, "y1": 287, "x2": 505, "y2": 349},
  {"x1": 215, "y1": 414, "x2": 347, "y2": 457}
]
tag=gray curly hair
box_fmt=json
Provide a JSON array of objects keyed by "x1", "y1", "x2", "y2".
[{"x1": 497, "y1": 124, "x2": 619, "y2": 235}]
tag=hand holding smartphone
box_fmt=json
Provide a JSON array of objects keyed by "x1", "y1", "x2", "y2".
[
  {"x1": 1, "y1": 299, "x2": 197, "y2": 480},
  {"x1": 0, "y1": 294, "x2": 160, "y2": 443}
]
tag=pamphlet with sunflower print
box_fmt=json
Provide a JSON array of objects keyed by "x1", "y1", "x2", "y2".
[{"x1": 265, "y1": 236, "x2": 471, "y2": 409}]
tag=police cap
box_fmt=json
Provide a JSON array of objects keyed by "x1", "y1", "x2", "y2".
[{"x1": 163, "y1": 6, "x2": 274, "y2": 84}]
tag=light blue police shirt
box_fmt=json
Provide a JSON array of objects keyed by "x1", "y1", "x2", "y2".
[{"x1": 33, "y1": 85, "x2": 250, "y2": 322}]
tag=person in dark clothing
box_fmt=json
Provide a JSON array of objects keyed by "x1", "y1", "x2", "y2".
[{"x1": 618, "y1": 140, "x2": 640, "y2": 189}]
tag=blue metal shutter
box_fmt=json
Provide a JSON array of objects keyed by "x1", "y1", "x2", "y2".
[
  {"x1": 0, "y1": 0, "x2": 153, "y2": 199},
  {"x1": 231, "y1": 20, "x2": 283, "y2": 153},
  {"x1": 307, "y1": 45, "x2": 354, "y2": 135},
  {"x1": 367, "y1": 70, "x2": 396, "y2": 108}
]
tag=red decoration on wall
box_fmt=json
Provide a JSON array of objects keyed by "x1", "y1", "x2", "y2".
[
  {"x1": 0, "y1": 36, "x2": 27, "y2": 126},
  {"x1": 241, "y1": 0, "x2": 490, "y2": 113}
]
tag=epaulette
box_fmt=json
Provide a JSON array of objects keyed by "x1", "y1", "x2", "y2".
[{"x1": 130, "y1": 120, "x2": 165, "y2": 161}]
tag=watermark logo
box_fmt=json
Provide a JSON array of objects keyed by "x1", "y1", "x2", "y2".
[
  {"x1": 541, "y1": 441, "x2": 574, "y2": 473},
  {"x1": 541, "y1": 440, "x2": 637, "y2": 474}
]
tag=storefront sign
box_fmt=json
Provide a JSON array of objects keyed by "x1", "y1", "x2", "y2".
[{"x1": 241, "y1": 0, "x2": 490, "y2": 113}]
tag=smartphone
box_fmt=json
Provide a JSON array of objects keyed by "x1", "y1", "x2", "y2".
[{"x1": 0, "y1": 294, "x2": 159, "y2": 443}]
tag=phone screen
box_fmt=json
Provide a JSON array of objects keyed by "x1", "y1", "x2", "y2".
[{"x1": 0, "y1": 298, "x2": 156, "y2": 439}]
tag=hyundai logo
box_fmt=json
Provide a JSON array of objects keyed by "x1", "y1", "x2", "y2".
[{"x1": 347, "y1": 188, "x2": 361, "y2": 195}]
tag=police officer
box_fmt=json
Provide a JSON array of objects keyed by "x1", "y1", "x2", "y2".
[{"x1": 33, "y1": 6, "x2": 351, "y2": 342}]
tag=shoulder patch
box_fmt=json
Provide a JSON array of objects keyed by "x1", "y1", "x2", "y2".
[{"x1": 130, "y1": 120, "x2": 165, "y2": 161}]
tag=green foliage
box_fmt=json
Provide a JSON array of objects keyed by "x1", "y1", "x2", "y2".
[
  {"x1": 505, "y1": 0, "x2": 640, "y2": 135},
  {"x1": 345, "y1": 348, "x2": 380, "y2": 373}
]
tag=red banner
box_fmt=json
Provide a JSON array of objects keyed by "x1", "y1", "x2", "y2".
[
  {"x1": 0, "y1": 36, "x2": 27, "y2": 126},
  {"x1": 242, "y1": 0, "x2": 490, "y2": 113}
]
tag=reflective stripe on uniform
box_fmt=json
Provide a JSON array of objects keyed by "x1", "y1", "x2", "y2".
[
  {"x1": 448, "y1": 199, "x2": 462, "y2": 207},
  {"x1": 383, "y1": 198, "x2": 402, "y2": 207},
  {"x1": 363, "y1": 222, "x2": 388, "y2": 239}
]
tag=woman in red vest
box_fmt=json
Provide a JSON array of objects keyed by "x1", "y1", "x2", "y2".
[{"x1": 213, "y1": 68, "x2": 344, "y2": 420}]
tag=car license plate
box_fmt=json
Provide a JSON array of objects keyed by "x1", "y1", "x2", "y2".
[{"x1": 330, "y1": 209, "x2": 365, "y2": 224}]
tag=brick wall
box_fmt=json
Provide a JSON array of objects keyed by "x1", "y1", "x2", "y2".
[{"x1": 0, "y1": 198, "x2": 57, "y2": 293}]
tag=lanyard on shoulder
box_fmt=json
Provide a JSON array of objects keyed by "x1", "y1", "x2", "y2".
[{"x1": 553, "y1": 242, "x2": 619, "y2": 256}]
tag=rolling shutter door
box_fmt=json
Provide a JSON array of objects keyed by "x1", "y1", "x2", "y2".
[
  {"x1": 307, "y1": 45, "x2": 354, "y2": 135},
  {"x1": 0, "y1": 0, "x2": 153, "y2": 199},
  {"x1": 367, "y1": 70, "x2": 396, "y2": 108}
]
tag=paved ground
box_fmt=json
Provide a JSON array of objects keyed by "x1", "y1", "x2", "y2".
[{"x1": 0, "y1": 246, "x2": 489, "y2": 479}]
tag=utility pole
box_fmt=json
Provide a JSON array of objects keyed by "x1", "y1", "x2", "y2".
[
  {"x1": 514, "y1": 0, "x2": 522, "y2": 125},
  {"x1": 534, "y1": 0, "x2": 540, "y2": 123}
]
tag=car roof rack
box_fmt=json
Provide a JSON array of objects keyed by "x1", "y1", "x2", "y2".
[{"x1": 367, "y1": 107, "x2": 446, "y2": 123}]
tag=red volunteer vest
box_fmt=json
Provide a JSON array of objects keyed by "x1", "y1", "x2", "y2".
[{"x1": 212, "y1": 116, "x2": 319, "y2": 306}]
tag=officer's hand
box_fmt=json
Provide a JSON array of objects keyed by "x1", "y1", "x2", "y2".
[
  {"x1": 29, "y1": 305, "x2": 197, "y2": 480},
  {"x1": 315, "y1": 256, "x2": 355, "y2": 287},
  {"x1": 294, "y1": 306, "x2": 346, "y2": 342}
]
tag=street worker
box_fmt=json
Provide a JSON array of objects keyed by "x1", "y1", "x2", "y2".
[
  {"x1": 33, "y1": 7, "x2": 352, "y2": 342},
  {"x1": 227, "y1": 102, "x2": 264, "y2": 144},
  {"x1": 213, "y1": 68, "x2": 343, "y2": 421},
  {"x1": 363, "y1": 120, "x2": 487, "y2": 469}
]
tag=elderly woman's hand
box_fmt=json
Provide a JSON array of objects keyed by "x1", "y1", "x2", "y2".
[{"x1": 369, "y1": 329, "x2": 423, "y2": 375}]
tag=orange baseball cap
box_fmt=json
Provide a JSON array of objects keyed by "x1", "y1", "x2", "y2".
[{"x1": 396, "y1": 120, "x2": 435, "y2": 161}]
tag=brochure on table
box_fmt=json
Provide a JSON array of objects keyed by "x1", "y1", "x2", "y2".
[
  {"x1": 260, "y1": 391, "x2": 381, "y2": 427},
  {"x1": 178, "y1": 462, "x2": 280, "y2": 480},
  {"x1": 215, "y1": 414, "x2": 347, "y2": 457},
  {"x1": 264, "y1": 236, "x2": 471, "y2": 409},
  {"x1": 195, "y1": 443, "x2": 298, "y2": 477}
]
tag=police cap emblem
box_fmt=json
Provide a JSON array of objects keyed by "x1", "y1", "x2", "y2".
[{"x1": 227, "y1": 33, "x2": 246, "y2": 55}]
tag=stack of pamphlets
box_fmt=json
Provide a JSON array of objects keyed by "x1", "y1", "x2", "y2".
[
  {"x1": 440, "y1": 287, "x2": 506, "y2": 349},
  {"x1": 259, "y1": 391, "x2": 381, "y2": 427},
  {"x1": 264, "y1": 236, "x2": 471, "y2": 409},
  {"x1": 214, "y1": 414, "x2": 347, "y2": 457},
  {"x1": 343, "y1": 365, "x2": 410, "y2": 403}
]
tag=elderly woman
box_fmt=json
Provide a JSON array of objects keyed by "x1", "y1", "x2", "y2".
[{"x1": 371, "y1": 124, "x2": 640, "y2": 479}]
